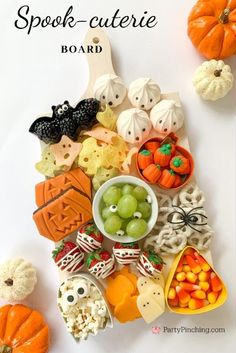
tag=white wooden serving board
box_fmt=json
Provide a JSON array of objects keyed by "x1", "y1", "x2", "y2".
[{"x1": 42, "y1": 28, "x2": 213, "y2": 307}]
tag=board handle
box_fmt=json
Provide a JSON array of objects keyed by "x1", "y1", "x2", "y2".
[{"x1": 82, "y1": 28, "x2": 115, "y2": 97}]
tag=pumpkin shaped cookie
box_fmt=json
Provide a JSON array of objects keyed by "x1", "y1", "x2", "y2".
[{"x1": 114, "y1": 294, "x2": 141, "y2": 323}]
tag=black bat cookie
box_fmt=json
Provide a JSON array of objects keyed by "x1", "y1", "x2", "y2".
[{"x1": 29, "y1": 98, "x2": 100, "y2": 144}]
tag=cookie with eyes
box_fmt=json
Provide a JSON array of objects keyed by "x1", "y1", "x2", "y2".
[
  {"x1": 117, "y1": 108, "x2": 152, "y2": 144},
  {"x1": 113, "y1": 242, "x2": 141, "y2": 265},
  {"x1": 93, "y1": 74, "x2": 126, "y2": 108},
  {"x1": 128, "y1": 77, "x2": 161, "y2": 110},
  {"x1": 77, "y1": 222, "x2": 104, "y2": 253},
  {"x1": 29, "y1": 98, "x2": 100, "y2": 144},
  {"x1": 57, "y1": 275, "x2": 112, "y2": 341}
]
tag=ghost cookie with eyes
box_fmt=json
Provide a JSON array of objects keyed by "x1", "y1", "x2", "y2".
[
  {"x1": 77, "y1": 222, "x2": 104, "y2": 253},
  {"x1": 117, "y1": 108, "x2": 152, "y2": 144},
  {"x1": 150, "y1": 99, "x2": 184, "y2": 135},
  {"x1": 128, "y1": 78, "x2": 161, "y2": 110},
  {"x1": 93, "y1": 74, "x2": 127, "y2": 108},
  {"x1": 57, "y1": 275, "x2": 112, "y2": 341}
]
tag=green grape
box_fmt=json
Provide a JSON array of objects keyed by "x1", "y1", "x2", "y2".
[
  {"x1": 132, "y1": 186, "x2": 148, "y2": 201},
  {"x1": 117, "y1": 195, "x2": 137, "y2": 219},
  {"x1": 122, "y1": 184, "x2": 134, "y2": 195},
  {"x1": 103, "y1": 186, "x2": 121, "y2": 206},
  {"x1": 104, "y1": 215, "x2": 122, "y2": 234},
  {"x1": 126, "y1": 219, "x2": 148, "y2": 238},
  {"x1": 102, "y1": 207, "x2": 116, "y2": 220},
  {"x1": 121, "y1": 218, "x2": 130, "y2": 231},
  {"x1": 137, "y1": 202, "x2": 152, "y2": 219}
]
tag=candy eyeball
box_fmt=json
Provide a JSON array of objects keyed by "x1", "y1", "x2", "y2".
[
  {"x1": 64, "y1": 290, "x2": 78, "y2": 306},
  {"x1": 117, "y1": 108, "x2": 152, "y2": 144},
  {"x1": 116, "y1": 230, "x2": 125, "y2": 236},
  {"x1": 128, "y1": 78, "x2": 161, "y2": 110},
  {"x1": 133, "y1": 212, "x2": 142, "y2": 219},
  {"x1": 93, "y1": 74, "x2": 127, "y2": 108},
  {"x1": 57, "y1": 108, "x2": 63, "y2": 115},
  {"x1": 146, "y1": 195, "x2": 152, "y2": 204},
  {"x1": 62, "y1": 104, "x2": 69, "y2": 111},
  {"x1": 109, "y1": 205, "x2": 118, "y2": 213},
  {"x1": 74, "y1": 281, "x2": 89, "y2": 298}
]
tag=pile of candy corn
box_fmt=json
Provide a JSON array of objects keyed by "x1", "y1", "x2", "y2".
[{"x1": 167, "y1": 248, "x2": 223, "y2": 310}]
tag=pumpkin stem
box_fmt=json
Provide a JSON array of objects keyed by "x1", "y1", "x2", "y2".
[
  {"x1": 214, "y1": 69, "x2": 222, "y2": 77},
  {"x1": 219, "y1": 8, "x2": 230, "y2": 24},
  {"x1": 4, "y1": 278, "x2": 13, "y2": 286},
  {"x1": 0, "y1": 345, "x2": 12, "y2": 353}
]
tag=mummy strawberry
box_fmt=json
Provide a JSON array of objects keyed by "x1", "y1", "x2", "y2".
[
  {"x1": 86, "y1": 249, "x2": 116, "y2": 279},
  {"x1": 113, "y1": 242, "x2": 141, "y2": 265},
  {"x1": 136, "y1": 250, "x2": 165, "y2": 277},
  {"x1": 77, "y1": 222, "x2": 104, "y2": 253},
  {"x1": 52, "y1": 241, "x2": 84, "y2": 273}
]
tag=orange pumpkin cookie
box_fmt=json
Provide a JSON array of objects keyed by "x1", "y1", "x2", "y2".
[
  {"x1": 111, "y1": 266, "x2": 138, "y2": 291},
  {"x1": 114, "y1": 294, "x2": 141, "y2": 323},
  {"x1": 137, "y1": 150, "x2": 154, "y2": 170},
  {"x1": 106, "y1": 275, "x2": 135, "y2": 306},
  {"x1": 33, "y1": 187, "x2": 92, "y2": 242},
  {"x1": 159, "y1": 169, "x2": 176, "y2": 188},
  {"x1": 0, "y1": 304, "x2": 49, "y2": 353},
  {"x1": 154, "y1": 143, "x2": 175, "y2": 167},
  {"x1": 35, "y1": 168, "x2": 91, "y2": 207},
  {"x1": 170, "y1": 156, "x2": 190, "y2": 175},
  {"x1": 143, "y1": 164, "x2": 161, "y2": 183}
]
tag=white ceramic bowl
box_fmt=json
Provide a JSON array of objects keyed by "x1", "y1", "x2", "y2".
[{"x1": 92, "y1": 175, "x2": 158, "y2": 243}]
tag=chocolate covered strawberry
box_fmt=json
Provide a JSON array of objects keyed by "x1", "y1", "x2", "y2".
[
  {"x1": 52, "y1": 241, "x2": 84, "y2": 273},
  {"x1": 77, "y1": 222, "x2": 104, "y2": 253},
  {"x1": 113, "y1": 242, "x2": 141, "y2": 265},
  {"x1": 136, "y1": 250, "x2": 165, "y2": 277},
  {"x1": 86, "y1": 249, "x2": 116, "y2": 279}
]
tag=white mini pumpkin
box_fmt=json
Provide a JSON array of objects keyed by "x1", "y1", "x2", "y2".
[
  {"x1": 128, "y1": 78, "x2": 161, "y2": 110},
  {"x1": 193, "y1": 60, "x2": 234, "y2": 101},
  {"x1": 93, "y1": 74, "x2": 127, "y2": 107},
  {"x1": 150, "y1": 99, "x2": 184, "y2": 135},
  {"x1": 117, "y1": 108, "x2": 152, "y2": 144},
  {"x1": 0, "y1": 258, "x2": 37, "y2": 301}
]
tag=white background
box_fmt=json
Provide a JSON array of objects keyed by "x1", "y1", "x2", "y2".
[{"x1": 0, "y1": 0, "x2": 235, "y2": 352}]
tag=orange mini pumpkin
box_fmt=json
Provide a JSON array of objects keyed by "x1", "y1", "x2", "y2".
[
  {"x1": 159, "y1": 169, "x2": 176, "y2": 189},
  {"x1": 172, "y1": 174, "x2": 183, "y2": 188},
  {"x1": 144, "y1": 141, "x2": 160, "y2": 155},
  {"x1": 154, "y1": 144, "x2": 175, "y2": 167},
  {"x1": 143, "y1": 164, "x2": 162, "y2": 183},
  {"x1": 137, "y1": 150, "x2": 154, "y2": 170},
  {"x1": 0, "y1": 304, "x2": 49, "y2": 353},
  {"x1": 170, "y1": 156, "x2": 191, "y2": 175},
  {"x1": 188, "y1": 0, "x2": 236, "y2": 60}
]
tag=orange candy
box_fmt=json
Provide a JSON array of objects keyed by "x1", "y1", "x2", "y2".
[
  {"x1": 176, "y1": 272, "x2": 186, "y2": 282},
  {"x1": 210, "y1": 273, "x2": 222, "y2": 292},
  {"x1": 168, "y1": 288, "x2": 176, "y2": 300},
  {"x1": 194, "y1": 252, "x2": 211, "y2": 272},
  {"x1": 185, "y1": 255, "x2": 201, "y2": 274},
  {"x1": 198, "y1": 271, "x2": 210, "y2": 282},
  {"x1": 199, "y1": 281, "x2": 210, "y2": 292},
  {"x1": 186, "y1": 272, "x2": 197, "y2": 284},
  {"x1": 176, "y1": 286, "x2": 190, "y2": 305},
  {"x1": 191, "y1": 290, "x2": 206, "y2": 300},
  {"x1": 208, "y1": 291, "x2": 219, "y2": 304},
  {"x1": 179, "y1": 282, "x2": 200, "y2": 292},
  {"x1": 168, "y1": 297, "x2": 179, "y2": 307},
  {"x1": 188, "y1": 298, "x2": 205, "y2": 310}
]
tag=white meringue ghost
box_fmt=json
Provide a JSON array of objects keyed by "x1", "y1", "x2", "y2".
[
  {"x1": 93, "y1": 74, "x2": 126, "y2": 108},
  {"x1": 117, "y1": 108, "x2": 152, "y2": 144},
  {"x1": 150, "y1": 99, "x2": 184, "y2": 135},
  {"x1": 128, "y1": 78, "x2": 161, "y2": 110}
]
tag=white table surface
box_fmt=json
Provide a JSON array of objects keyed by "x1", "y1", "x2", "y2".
[{"x1": 0, "y1": 0, "x2": 235, "y2": 352}]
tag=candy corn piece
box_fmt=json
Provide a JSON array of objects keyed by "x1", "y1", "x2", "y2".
[
  {"x1": 208, "y1": 291, "x2": 219, "y2": 304},
  {"x1": 185, "y1": 255, "x2": 201, "y2": 274},
  {"x1": 168, "y1": 288, "x2": 176, "y2": 300},
  {"x1": 198, "y1": 271, "x2": 210, "y2": 282},
  {"x1": 210, "y1": 273, "x2": 222, "y2": 292},
  {"x1": 182, "y1": 265, "x2": 191, "y2": 272},
  {"x1": 199, "y1": 281, "x2": 210, "y2": 292},
  {"x1": 179, "y1": 302, "x2": 188, "y2": 308},
  {"x1": 188, "y1": 298, "x2": 205, "y2": 310},
  {"x1": 186, "y1": 271, "x2": 197, "y2": 284},
  {"x1": 176, "y1": 272, "x2": 186, "y2": 282},
  {"x1": 191, "y1": 290, "x2": 206, "y2": 300},
  {"x1": 179, "y1": 282, "x2": 200, "y2": 292},
  {"x1": 176, "y1": 256, "x2": 184, "y2": 272},
  {"x1": 171, "y1": 279, "x2": 179, "y2": 288},
  {"x1": 194, "y1": 252, "x2": 210, "y2": 272},
  {"x1": 168, "y1": 297, "x2": 179, "y2": 307},
  {"x1": 184, "y1": 248, "x2": 195, "y2": 256},
  {"x1": 176, "y1": 286, "x2": 191, "y2": 305}
]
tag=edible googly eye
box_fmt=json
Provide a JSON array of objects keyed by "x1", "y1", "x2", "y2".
[
  {"x1": 144, "y1": 264, "x2": 149, "y2": 269},
  {"x1": 109, "y1": 205, "x2": 118, "y2": 213},
  {"x1": 133, "y1": 212, "x2": 142, "y2": 219},
  {"x1": 64, "y1": 290, "x2": 78, "y2": 306},
  {"x1": 74, "y1": 282, "x2": 89, "y2": 298},
  {"x1": 116, "y1": 230, "x2": 125, "y2": 236},
  {"x1": 62, "y1": 104, "x2": 68, "y2": 111},
  {"x1": 146, "y1": 195, "x2": 152, "y2": 204},
  {"x1": 57, "y1": 108, "x2": 63, "y2": 115}
]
